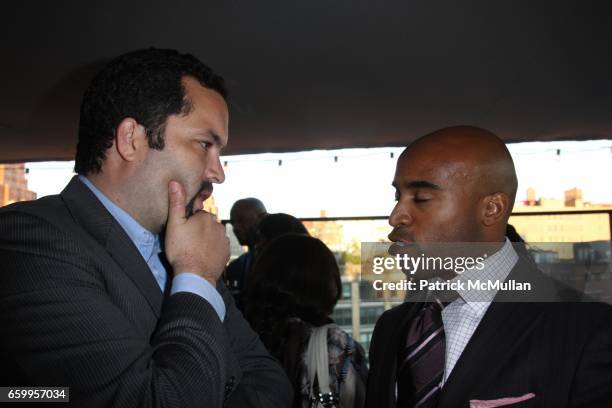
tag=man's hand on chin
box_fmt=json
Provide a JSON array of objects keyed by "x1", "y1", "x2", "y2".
[{"x1": 164, "y1": 180, "x2": 229, "y2": 286}]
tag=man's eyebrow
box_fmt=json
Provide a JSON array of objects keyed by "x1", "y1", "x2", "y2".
[
  {"x1": 204, "y1": 130, "x2": 227, "y2": 150},
  {"x1": 209, "y1": 131, "x2": 223, "y2": 146},
  {"x1": 393, "y1": 180, "x2": 442, "y2": 190}
]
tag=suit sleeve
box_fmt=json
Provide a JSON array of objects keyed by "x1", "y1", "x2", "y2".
[
  {"x1": 569, "y1": 311, "x2": 612, "y2": 408},
  {"x1": 363, "y1": 309, "x2": 394, "y2": 408},
  {"x1": 0, "y1": 210, "x2": 289, "y2": 407},
  {"x1": 218, "y1": 280, "x2": 293, "y2": 407}
]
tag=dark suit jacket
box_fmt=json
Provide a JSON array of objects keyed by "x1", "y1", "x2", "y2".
[
  {"x1": 224, "y1": 251, "x2": 255, "y2": 311},
  {"x1": 365, "y1": 255, "x2": 612, "y2": 408},
  {"x1": 0, "y1": 177, "x2": 292, "y2": 407}
]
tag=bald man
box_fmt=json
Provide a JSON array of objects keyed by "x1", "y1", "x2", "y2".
[
  {"x1": 230, "y1": 198, "x2": 267, "y2": 250},
  {"x1": 365, "y1": 126, "x2": 612, "y2": 408},
  {"x1": 225, "y1": 198, "x2": 267, "y2": 309}
]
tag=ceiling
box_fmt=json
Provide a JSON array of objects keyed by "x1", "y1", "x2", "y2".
[{"x1": 1, "y1": 0, "x2": 611, "y2": 162}]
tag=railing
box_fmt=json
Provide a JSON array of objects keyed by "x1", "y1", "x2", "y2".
[
  {"x1": 224, "y1": 210, "x2": 612, "y2": 349},
  {"x1": 224, "y1": 209, "x2": 612, "y2": 240}
]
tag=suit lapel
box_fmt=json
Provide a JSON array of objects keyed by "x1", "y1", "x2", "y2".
[
  {"x1": 437, "y1": 302, "x2": 543, "y2": 406},
  {"x1": 372, "y1": 297, "x2": 426, "y2": 407},
  {"x1": 437, "y1": 257, "x2": 546, "y2": 406},
  {"x1": 61, "y1": 176, "x2": 164, "y2": 317}
]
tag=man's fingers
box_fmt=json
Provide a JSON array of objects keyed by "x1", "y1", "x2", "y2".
[{"x1": 167, "y1": 180, "x2": 187, "y2": 227}]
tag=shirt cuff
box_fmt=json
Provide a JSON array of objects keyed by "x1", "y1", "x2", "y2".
[{"x1": 171, "y1": 273, "x2": 226, "y2": 321}]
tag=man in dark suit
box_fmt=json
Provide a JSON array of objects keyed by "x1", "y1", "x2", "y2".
[
  {"x1": 225, "y1": 198, "x2": 267, "y2": 309},
  {"x1": 365, "y1": 126, "x2": 612, "y2": 407},
  {"x1": 0, "y1": 48, "x2": 292, "y2": 407}
]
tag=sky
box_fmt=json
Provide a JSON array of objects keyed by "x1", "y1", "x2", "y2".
[{"x1": 25, "y1": 139, "x2": 612, "y2": 220}]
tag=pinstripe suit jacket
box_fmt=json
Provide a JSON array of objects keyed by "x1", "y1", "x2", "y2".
[
  {"x1": 0, "y1": 177, "x2": 292, "y2": 407},
  {"x1": 365, "y1": 255, "x2": 612, "y2": 408}
]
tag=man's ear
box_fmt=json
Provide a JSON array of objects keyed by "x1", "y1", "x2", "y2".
[
  {"x1": 115, "y1": 118, "x2": 146, "y2": 162},
  {"x1": 481, "y1": 192, "x2": 511, "y2": 227}
]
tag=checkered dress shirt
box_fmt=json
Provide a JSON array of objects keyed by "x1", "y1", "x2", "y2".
[{"x1": 439, "y1": 239, "x2": 518, "y2": 383}]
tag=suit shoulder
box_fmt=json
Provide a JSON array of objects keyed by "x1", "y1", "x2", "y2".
[
  {"x1": 560, "y1": 301, "x2": 612, "y2": 324},
  {"x1": 0, "y1": 194, "x2": 68, "y2": 220},
  {"x1": 0, "y1": 195, "x2": 76, "y2": 242},
  {"x1": 531, "y1": 298, "x2": 612, "y2": 345}
]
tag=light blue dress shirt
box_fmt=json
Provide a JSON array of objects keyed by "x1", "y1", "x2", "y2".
[{"x1": 79, "y1": 176, "x2": 225, "y2": 321}]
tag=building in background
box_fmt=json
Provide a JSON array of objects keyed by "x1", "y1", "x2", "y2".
[
  {"x1": 302, "y1": 210, "x2": 344, "y2": 251},
  {"x1": 0, "y1": 164, "x2": 36, "y2": 207},
  {"x1": 565, "y1": 188, "x2": 584, "y2": 207},
  {"x1": 512, "y1": 187, "x2": 612, "y2": 251}
]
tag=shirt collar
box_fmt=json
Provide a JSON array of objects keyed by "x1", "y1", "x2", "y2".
[
  {"x1": 426, "y1": 238, "x2": 518, "y2": 312},
  {"x1": 453, "y1": 238, "x2": 518, "y2": 308},
  {"x1": 79, "y1": 175, "x2": 160, "y2": 261}
]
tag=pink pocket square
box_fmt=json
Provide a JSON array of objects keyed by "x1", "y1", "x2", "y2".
[{"x1": 469, "y1": 393, "x2": 535, "y2": 408}]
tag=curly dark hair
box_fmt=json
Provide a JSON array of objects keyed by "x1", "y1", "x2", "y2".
[
  {"x1": 245, "y1": 234, "x2": 342, "y2": 356},
  {"x1": 75, "y1": 48, "x2": 227, "y2": 175}
]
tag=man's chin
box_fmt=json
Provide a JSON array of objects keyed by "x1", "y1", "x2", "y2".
[{"x1": 388, "y1": 241, "x2": 421, "y2": 257}]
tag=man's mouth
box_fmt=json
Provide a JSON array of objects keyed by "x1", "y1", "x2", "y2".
[
  {"x1": 389, "y1": 240, "x2": 415, "y2": 255},
  {"x1": 388, "y1": 229, "x2": 413, "y2": 243},
  {"x1": 186, "y1": 182, "x2": 214, "y2": 216},
  {"x1": 388, "y1": 229, "x2": 416, "y2": 255}
]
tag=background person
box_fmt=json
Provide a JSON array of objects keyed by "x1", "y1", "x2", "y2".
[
  {"x1": 246, "y1": 234, "x2": 368, "y2": 408},
  {"x1": 229, "y1": 198, "x2": 267, "y2": 251},
  {"x1": 254, "y1": 212, "x2": 310, "y2": 255},
  {"x1": 225, "y1": 198, "x2": 267, "y2": 305},
  {"x1": 227, "y1": 211, "x2": 309, "y2": 310}
]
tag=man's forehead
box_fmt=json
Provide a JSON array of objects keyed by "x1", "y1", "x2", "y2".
[
  {"x1": 182, "y1": 77, "x2": 228, "y2": 114},
  {"x1": 180, "y1": 78, "x2": 229, "y2": 142},
  {"x1": 394, "y1": 148, "x2": 470, "y2": 186}
]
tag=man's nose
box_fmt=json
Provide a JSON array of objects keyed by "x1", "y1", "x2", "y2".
[
  {"x1": 389, "y1": 202, "x2": 412, "y2": 227},
  {"x1": 207, "y1": 155, "x2": 225, "y2": 184}
]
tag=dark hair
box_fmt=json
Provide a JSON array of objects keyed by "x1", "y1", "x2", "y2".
[
  {"x1": 245, "y1": 234, "x2": 341, "y2": 355},
  {"x1": 75, "y1": 48, "x2": 227, "y2": 175},
  {"x1": 506, "y1": 223, "x2": 535, "y2": 263},
  {"x1": 505, "y1": 224, "x2": 524, "y2": 243},
  {"x1": 256, "y1": 213, "x2": 309, "y2": 244}
]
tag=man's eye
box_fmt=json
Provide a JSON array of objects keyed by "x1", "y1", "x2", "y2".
[
  {"x1": 414, "y1": 196, "x2": 430, "y2": 203},
  {"x1": 200, "y1": 141, "x2": 212, "y2": 150},
  {"x1": 394, "y1": 191, "x2": 400, "y2": 201}
]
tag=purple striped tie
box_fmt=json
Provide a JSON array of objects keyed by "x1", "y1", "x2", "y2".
[{"x1": 396, "y1": 300, "x2": 447, "y2": 407}]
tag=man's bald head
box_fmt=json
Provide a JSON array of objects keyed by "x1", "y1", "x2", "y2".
[
  {"x1": 405, "y1": 126, "x2": 518, "y2": 205},
  {"x1": 230, "y1": 198, "x2": 267, "y2": 217},
  {"x1": 389, "y1": 126, "x2": 517, "y2": 244},
  {"x1": 230, "y1": 198, "x2": 267, "y2": 248}
]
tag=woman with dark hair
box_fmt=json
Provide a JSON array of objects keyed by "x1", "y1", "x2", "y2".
[
  {"x1": 245, "y1": 234, "x2": 368, "y2": 408},
  {"x1": 227, "y1": 212, "x2": 309, "y2": 310},
  {"x1": 254, "y1": 212, "x2": 310, "y2": 255}
]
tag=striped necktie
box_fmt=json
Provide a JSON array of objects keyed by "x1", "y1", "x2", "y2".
[{"x1": 396, "y1": 299, "x2": 449, "y2": 407}]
